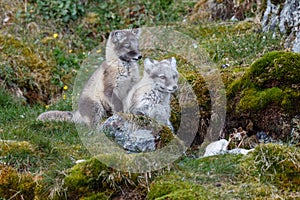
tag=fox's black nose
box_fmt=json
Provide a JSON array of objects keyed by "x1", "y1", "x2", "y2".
[
  {"x1": 138, "y1": 55, "x2": 142, "y2": 60},
  {"x1": 173, "y1": 85, "x2": 178, "y2": 90}
]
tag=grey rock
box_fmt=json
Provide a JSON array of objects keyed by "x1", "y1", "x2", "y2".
[
  {"x1": 261, "y1": 0, "x2": 280, "y2": 32},
  {"x1": 292, "y1": 31, "x2": 300, "y2": 52},
  {"x1": 97, "y1": 113, "x2": 173, "y2": 153},
  {"x1": 261, "y1": 0, "x2": 300, "y2": 52}
]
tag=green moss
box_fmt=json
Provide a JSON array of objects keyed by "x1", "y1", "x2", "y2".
[
  {"x1": 237, "y1": 87, "x2": 283, "y2": 111},
  {"x1": 63, "y1": 157, "x2": 140, "y2": 199},
  {"x1": 247, "y1": 51, "x2": 300, "y2": 88},
  {"x1": 0, "y1": 164, "x2": 36, "y2": 200},
  {"x1": 147, "y1": 179, "x2": 211, "y2": 200},
  {"x1": 79, "y1": 191, "x2": 113, "y2": 200},
  {"x1": 0, "y1": 140, "x2": 35, "y2": 156},
  {"x1": 180, "y1": 154, "x2": 243, "y2": 176},
  {"x1": 63, "y1": 157, "x2": 109, "y2": 198},
  {"x1": 148, "y1": 148, "x2": 299, "y2": 200},
  {"x1": 227, "y1": 78, "x2": 255, "y2": 98},
  {"x1": 157, "y1": 126, "x2": 174, "y2": 148},
  {"x1": 228, "y1": 51, "x2": 300, "y2": 113}
]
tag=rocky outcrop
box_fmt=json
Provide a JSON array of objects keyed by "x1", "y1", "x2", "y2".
[{"x1": 261, "y1": 0, "x2": 300, "y2": 52}]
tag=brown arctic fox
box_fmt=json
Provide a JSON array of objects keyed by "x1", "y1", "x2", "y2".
[
  {"x1": 123, "y1": 57, "x2": 178, "y2": 129},
  {"x1": 37, "y1": 29, "x2": 142, "y2": 127}
]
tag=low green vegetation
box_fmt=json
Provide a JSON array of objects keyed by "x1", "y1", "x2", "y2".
[
  {"x1": 1, "y1": 0, "x2": 299, "y2": 199},
  {"x1": 148, "y1": 144, "x2": 300, "y2": 199},
  {"x1": 181, "y1": 21, "x2": 283, "y2": 67}
]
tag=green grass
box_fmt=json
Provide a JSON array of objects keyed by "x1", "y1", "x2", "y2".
[
  {"x1": 0, "y1": 88, "x2": 90, "y2": 198},
  {"x1": 180, "y1": 21, "x2": 285, "y2": 67}
]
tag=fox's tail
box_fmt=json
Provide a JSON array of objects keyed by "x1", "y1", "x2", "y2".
[{"x1": 37, "y1": 110, "x2": 73, "y2": 122}]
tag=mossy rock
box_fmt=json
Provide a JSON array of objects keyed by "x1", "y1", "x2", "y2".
[
  {"x1": 240, "y1": 143, "x2": 300, "y2": 190},
  {"x1": 64, "y1": 158, "x2": 111, "y2": 199},
  {"x1": 97, "y1": 113, "x2": 176, "y2": 152},
  {"x1": 189, "y1": 0, "x2": 259, "y2": 22},
  {"x1": 0, "y1": 164, "x2": 36, "y2": 200},
  {"x1": 226, "y1": 51, "x2": 300, "y2": 139},
  {"x1": 246, "y1": 51, "x2": 300, "y2": 89},
  {"x1": 63, "y1": 157, "x2": 140, "y2": 199}
]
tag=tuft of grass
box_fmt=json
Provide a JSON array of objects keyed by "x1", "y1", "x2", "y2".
[{"x1": 240, "y1": 143, "x2": 300, "y2": 189}]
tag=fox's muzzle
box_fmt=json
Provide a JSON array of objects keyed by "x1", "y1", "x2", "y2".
[
  {"x1": 120, "y1": 51, "x2": 142, "y2": 62},
  {"x1": 129, "y1": 50, "x2": 142, "y2": 61},
  {"x1": 167, "y1": 85, "x2": 178, "y2": 93}
]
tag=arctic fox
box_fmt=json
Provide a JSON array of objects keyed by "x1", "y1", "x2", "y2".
[
  {"x1": 123, "y1": 57, "x2": 178, "y2": 129},
  {"x1": 37, "y1": 29, "x2": 142, "y2": 127}
]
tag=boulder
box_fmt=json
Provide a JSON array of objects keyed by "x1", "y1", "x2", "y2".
[{"x1": 97, "y1": 113, "x2": 176, "y2": 153}]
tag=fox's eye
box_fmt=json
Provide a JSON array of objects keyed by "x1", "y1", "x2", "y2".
[{"x1": 159, "y1": 74, "x2": 166, "y2": 80}]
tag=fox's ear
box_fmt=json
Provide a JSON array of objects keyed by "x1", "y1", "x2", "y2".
[
  {"x1": 169, "y1": 57, "x2": 177, "y2": 69},
  {"x1": 131, "y1": 28, "x2": 141, "y2": 38},
  {"x1": 111, "y1": 30, "x2": 126, "y2": 43},
  {"x1": 144, "y1": 58, "x2": 155, "y2": 74}
]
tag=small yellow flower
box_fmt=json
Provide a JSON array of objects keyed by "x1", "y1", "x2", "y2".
[
  {"x1": 96, "y1": 49, "x2": 102, "y2": 53},
  {"x1": 53, "y1": 33, "x2": 59, "y2": 39},
  {"x1": 68, "y1": 49, "x2": 73, "y2": 53},
  {"x1": 63, "y1": 94, "x2": 67, "y2": 100},
  {"x1": 63, "y1": 85, "x2": 68, "y2": 90},
  {"x1": 45, "y1": 105, "x2": 50, "y2": 109}
]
